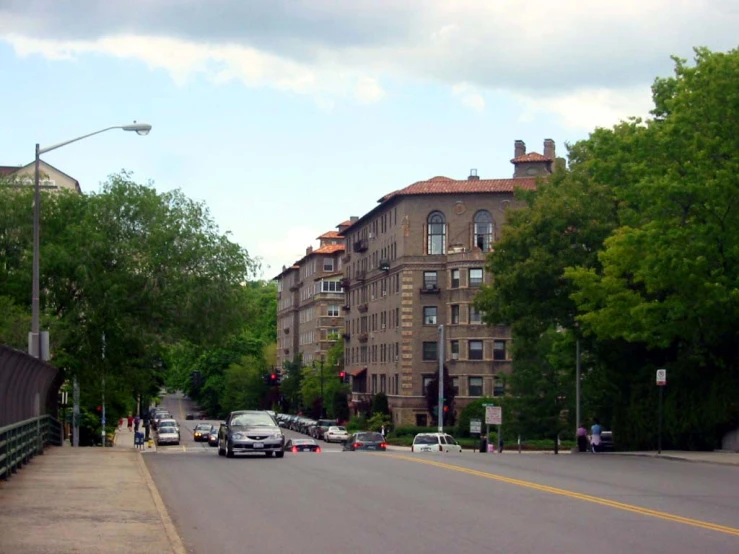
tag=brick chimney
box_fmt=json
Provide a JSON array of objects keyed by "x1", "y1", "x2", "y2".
[
  {"x1": 543, "y1": 138, "x2": 555, "y2": 159},
  {"x1": 514, "y1": 140, "x2": 526, "y2": 159},
  {"x1": 468, "y1": 168, "x2": 480, "y2": 181},
  {"x1": 306, "y1": 246, "x2": 313, "y2": 255}
]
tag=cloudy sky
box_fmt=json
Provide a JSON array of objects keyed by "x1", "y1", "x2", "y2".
[{"x1": 1, "y1": 1, "x2": 736, "y2": 277}]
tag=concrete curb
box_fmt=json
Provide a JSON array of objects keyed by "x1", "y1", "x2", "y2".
[
  {"x1": 136, "y1": 453, "x2": 188, "y2": 554},
  {"x1": 609, "y1": 452, "x2": 739, "y2": 467}
]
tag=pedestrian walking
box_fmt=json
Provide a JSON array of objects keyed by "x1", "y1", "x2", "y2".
[
  {"x1": 590, "y1": 418, "x2": 602, "y2": 453},
  {"x1": 577, "y1": 424, "x2": 589, "y2": 453},
  {"x1": 381, "y1": 425, "x2": 386, "y2": 439},
  {"x1": 134, "y1": 415, "x2": 141, "y2": 432},
  {"x1": 127, "y1": 415, "x2": 133, "y2": 432},
  {"x1": 118, "y1": 418, "x2": 124, "y2": 430}
]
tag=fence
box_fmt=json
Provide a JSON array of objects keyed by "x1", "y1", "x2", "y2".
[
  {"x1": 0, "y1": 415, "x2": 62, "y2": 480},
  {"x1": 0, "y1": 344, "x2": 63, "y2": 428}
]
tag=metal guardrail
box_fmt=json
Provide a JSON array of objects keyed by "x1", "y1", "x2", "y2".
[{"x1": 0, "y1": 415, "x2": 62, "y2": 481}]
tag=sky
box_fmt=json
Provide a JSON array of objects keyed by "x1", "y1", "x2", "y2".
[{"x1": 1, "y1": 1, "x2": 737, "y2": 279}]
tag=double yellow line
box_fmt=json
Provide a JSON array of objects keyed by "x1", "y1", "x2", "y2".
[{"x1": 383, "y1": 454, "x2": 739, "y2": 537}]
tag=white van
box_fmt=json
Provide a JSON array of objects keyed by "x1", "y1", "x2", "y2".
[{"x1": 411, "y1": 433, "x2": 463, "y2": 453}]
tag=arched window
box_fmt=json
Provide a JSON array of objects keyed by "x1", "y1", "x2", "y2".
[
  {"x1": 427, "y1": 211, "x2": 446, "y2": 255},
  {"x1": 474, "y1": 210, "x2": 493, "y2": 252}
]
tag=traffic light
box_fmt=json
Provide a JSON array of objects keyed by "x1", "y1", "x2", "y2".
[
  {"x1": 264, "y1": 373, "x2": 280, "y2": 387},
  {"x1": 338, "y1": 371, "x2": 348, "y2": 384}
]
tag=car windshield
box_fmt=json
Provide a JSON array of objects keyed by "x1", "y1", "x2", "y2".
[
  {"x1": 357, "y1": 432, "x2": 384, "y2": 442},
  {"x1": 293, "y1": 439, "x2": 315, "y2": 445},
  {"x1": 329, "y1": 426, "x2": 346, "y2": 432},
  {"x1": 230, "y1": 413, "x2": 276, "y2": 427},
  {"x1": 414, "y1": 435, "x2": 439, "y2": 444},
  {"x1": 195, "y1": 425, "x2": 210, "y2": 430},
  {"x1": 159, "y1": 425, "x2": 176, "y2": 433}
]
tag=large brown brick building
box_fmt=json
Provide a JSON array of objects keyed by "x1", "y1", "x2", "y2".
[
  {"x1": 339, "y1": 139, "x2": 559, "y2": 426},
  {"x1": 275, "y1": 222, "x2": 352, "y2": 370}
]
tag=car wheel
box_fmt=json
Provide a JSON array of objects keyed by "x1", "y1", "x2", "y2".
[
  {"x1": 275, "y1": 451, "x2": 284, "y2": 458},
  {"x1": 218, "y1": 440, "x2": 225, "y2": 456}
]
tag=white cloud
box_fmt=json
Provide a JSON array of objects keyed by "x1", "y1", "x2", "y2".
[
  {"x1": 452, "y1": 82, "x2": 485, "y2": 111},
  {"x1": 354, "y1": 76, "x2": 385, "y2": 104},
  {"x1": 251, "y1": 225, "x2": 324, "y2": 279},
  {"x1": 515, "y1": 87, "x2": 655, "y2": 130},
  {"x1": 1, "y1": 0, "x2": 737, "y2": 125}
]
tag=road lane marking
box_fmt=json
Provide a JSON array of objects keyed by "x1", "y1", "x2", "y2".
[{"x1": 382, "y1": 454, "x2": 739, "y2": 537}]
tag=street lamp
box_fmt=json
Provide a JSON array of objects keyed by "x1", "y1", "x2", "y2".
[{"x1": 30, "y1": 122, "x2": 152, "y2": 359}]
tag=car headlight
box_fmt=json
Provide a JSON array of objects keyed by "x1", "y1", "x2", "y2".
[
  {"x1": 232, "y1": 433, "x2": 244, "y2": 439},
  {"x1": 271, "y1": 434, "x2": 283, "y2": 440}
]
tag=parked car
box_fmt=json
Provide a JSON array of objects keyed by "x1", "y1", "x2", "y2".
[
  {"x1": 411, "y1": 433, "x2": 462, "y2": 453},
  {"x1": 285, "y1": 438, "x2": 321, "y2": 453},
  {"x1": 312, "y1": 419, "x2": 338, "y2": 440},
  {"x1": 599, "y1": 430, "x2": 614, "y2": 452},
  {"x1": 218, "y1": 410, "x2": 285, "y2": 458},
  {"x1": 156, "y1": 423, "x2": 180, "y2": 446},
  {"x1": 343, "y1": 432, "x2": 387, "y2": 451},
  {"x1": 324, "y1": 426, "x2": 350, "y2": 443}
]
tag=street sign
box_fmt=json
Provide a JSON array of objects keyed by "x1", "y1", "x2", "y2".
[
  {"x1": 656, "y1": 369, "x2": 667, "y2": 386},
  {"x1": 485, "y1": 405, "x2": 502, "y2": 425},
  {"x1": 470, "y1": 419, "x2": 482, "y2": 434}
]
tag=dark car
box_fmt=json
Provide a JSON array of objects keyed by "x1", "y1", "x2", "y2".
[
  {"x1": 343, "y1": 432, "x2": 387, "y2": 452},
  {"x1": 207, "y1": 425, "x2": 219, "y2": 447},
  {"x1": 193, "y1": 423, "x2": 211, "y2": 442},
  {"x1": 312, "y1": 419, "x2": 338, "y2": 440},
  {"x1": 185, "y1": 413, "x2": 195, "y2": 420},
  {"x1": 218, "y1": 410, "x2": 285, "y2": 458},
  {"x1": 285, "y1": 438, "x2": 322, "y2": 453},
  {"x1": 599, "y1": 430, "x2": 614, "y2": 452}
]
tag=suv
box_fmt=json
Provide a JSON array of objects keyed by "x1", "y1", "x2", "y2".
[
  {"x1": 218, "y1": 410, "x2": 285, "y2": 458},
  {"x1": 312, "y1": 419, "x2": 338, "y2": 440},
  {"x1": 411, "y1": 433, "x2": 462, "y2": 453}
]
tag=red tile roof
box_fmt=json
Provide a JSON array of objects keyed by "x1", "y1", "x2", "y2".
[
  {"x1": 317, "y1": 230, "x2": 341, "y2": 239},
  {"x1": 380, "y1": 176, "x2": 537, "y2": 202},
  {"x1": 313, "y1": 244, "x2": 344, "y2": 255},
  {"x1": 337, "y1": 220, "x2": 353, "y2": 227},
  {"x1": 511, "y1": 152, "x2": 551, "y2": 163}
]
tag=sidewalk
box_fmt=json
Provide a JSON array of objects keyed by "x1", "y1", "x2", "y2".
[
  {"x1": 0, "y1": 428, "x2": 186, "y2": 554},
  {"x1": 610, "y1": 450, "x2": 739, "y2": 466}
]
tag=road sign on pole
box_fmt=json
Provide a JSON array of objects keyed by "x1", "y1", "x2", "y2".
[
  {"x1": 656, "y1": 369, "x2": 667, "y2": 386},
  {"x1": 485, "y1": 405, "x2": 502, "y2": 425},
  {"x1": 470, "y1": 419, "x2": 482, "y2": 434}
]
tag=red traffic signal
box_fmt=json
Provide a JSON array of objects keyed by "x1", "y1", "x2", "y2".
[
  {"x1": 271, "y1": 374, "x2": 276, "y2": 380},
  {"x1": 339, "y1": 371, "x2": 346, "y2": 378}
]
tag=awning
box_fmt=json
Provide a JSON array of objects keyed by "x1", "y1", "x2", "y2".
[{"x1": 350, "y1": 367, "x2": 367, "y2": 377}]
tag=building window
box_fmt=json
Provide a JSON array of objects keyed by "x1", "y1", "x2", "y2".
[
  {"x1": 323, "y1": 257, "x2": 334, "y2": 272},
  {"x1": 423, "y1": 271, "x2": 438, "y2": 289},
  {"x1": 469, "y1": 340, "x2": 483, "y2": 360},
  {"x1": 469, "y1": 305, "x2": 481, "y2": 324},
  {"x1": 423, "y1": 306, "x2": 438, "y2": 325},
  {"x1": 319, "y1": 280, "x2": 344, "y2": 293},
  {"x1": 493, "y1": 375, "x2": 505, "y2": 396},
  {"x1": 451, "y1": 269, "x2": 460, "y2": 288},
  {"x1": 450, "y1": 340, "x2": 459, "y2": 359},
  {"x1": 327, "y1": 304, "x2": 340, "y2": 317},
  {"x1": 451, "y1": 305, "x2": 460, "y2": 324},
  {"x1": 452, "y1": 377, "x2": 459, "y2": 396},
  {"x1": 469, "y1": 268, "x2": 483, "y2": 287},
  {"x1": 422, "y1": 341, "x2": 438, "y2": 361},
  {"x1": 474, "y1": 210, "x2": 493, "y2": 252},
  {"x1": 469, "y1": 376, "x2": 483, "y2": 396},
  {"x1": 423, "y1": 375, "x2": 434, "y2": 395},
  {"x1": 427, "y1": 211, "x2": 446, "y2": 255},
  {"x1": 494, "y1": 340, "x2": 506, "y2": 360}
]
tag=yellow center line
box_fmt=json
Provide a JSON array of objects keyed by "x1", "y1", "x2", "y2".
[{"x1": 381, "y1": 453, "x2": 739, "y2": 537}]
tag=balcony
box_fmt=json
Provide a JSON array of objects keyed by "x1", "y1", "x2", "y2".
[
  {"x1": 357, "y1": 303, "x2": 368, "y2": 313},
  {"x1": 379, "y1": 258, "x2": 390, "y2": 271},
  {"x1": 341, "y1": 253, "x2": 351, "y2": 263},
  {"x1": 342, "y1": 305, "x2": 351, "y2": 312},
  {"x1": 283, "y1": 328, "x2": 290, "y2": 334},
  {"x1": 289, "y1": 283, "x2": 299, "y2": 292},
  {"x1": 340, "y1": 277, "x2": 351, "y2": 289},
  {"x1": 420, "y1": 283, "x2": 440, "y2": 294},
  {"x1": 358, "y1": 333, "x2": 369, "y2": 343},
  {"x1": 353, "y1": 238, "x2": 369, "y2": 253},
  {"x1": 342, "y1": 333, "x2": 351, "y2": 341},
  {"x1": 356, "y1": 270, "x2": 367, "y2": 282}
]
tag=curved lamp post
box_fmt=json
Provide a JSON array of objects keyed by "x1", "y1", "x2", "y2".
[{"x1": 30, "y1": 123, "x2": 152, "y2": 359}]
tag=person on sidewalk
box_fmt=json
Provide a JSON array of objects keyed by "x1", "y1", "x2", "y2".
[
  {"x1": 590, "y1": 418, "x2": 602, "y2": 453},
  {"x1": 577, "y1": 424, "x2": 589, "y2": 452},
  {"x1": 127, "y1": 415, "x2": 134, "y2": 432},
  {"x1": 134, "y1": 415, "x2": 141, "y2": 432}
]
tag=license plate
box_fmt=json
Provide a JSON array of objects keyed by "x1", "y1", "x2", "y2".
[
  {"x1": 300, "y1": 447, "x2": 308, "y2": 451},
  {"x1": 253, "y1": 442, "x2": 264, "y2": 448},
  {"x1": 367, "y1": 446, "x2": 375, "y2": 450}
]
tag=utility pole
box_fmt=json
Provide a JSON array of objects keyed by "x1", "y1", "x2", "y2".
[
  {"x1": 575, "y1": 338, "x2": 581, "y2": 434},
  {"x1": 438, "y1": 325, "x2": 445, "y2": 432},
  {"x1": 101, "y1": 332, "x2": 106, "y2": 447}
]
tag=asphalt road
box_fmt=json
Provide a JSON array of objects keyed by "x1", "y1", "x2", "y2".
[{"x1": 145, "y1": 394, "x2": 739, "y2": 554}]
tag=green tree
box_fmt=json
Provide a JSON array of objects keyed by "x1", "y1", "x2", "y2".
[
  {"x1": 221, "y1": 355, "x2": 268, "y2": 413},
  {"x1": 372, "y1": 392, "x2": 389, "y2": 415}
]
